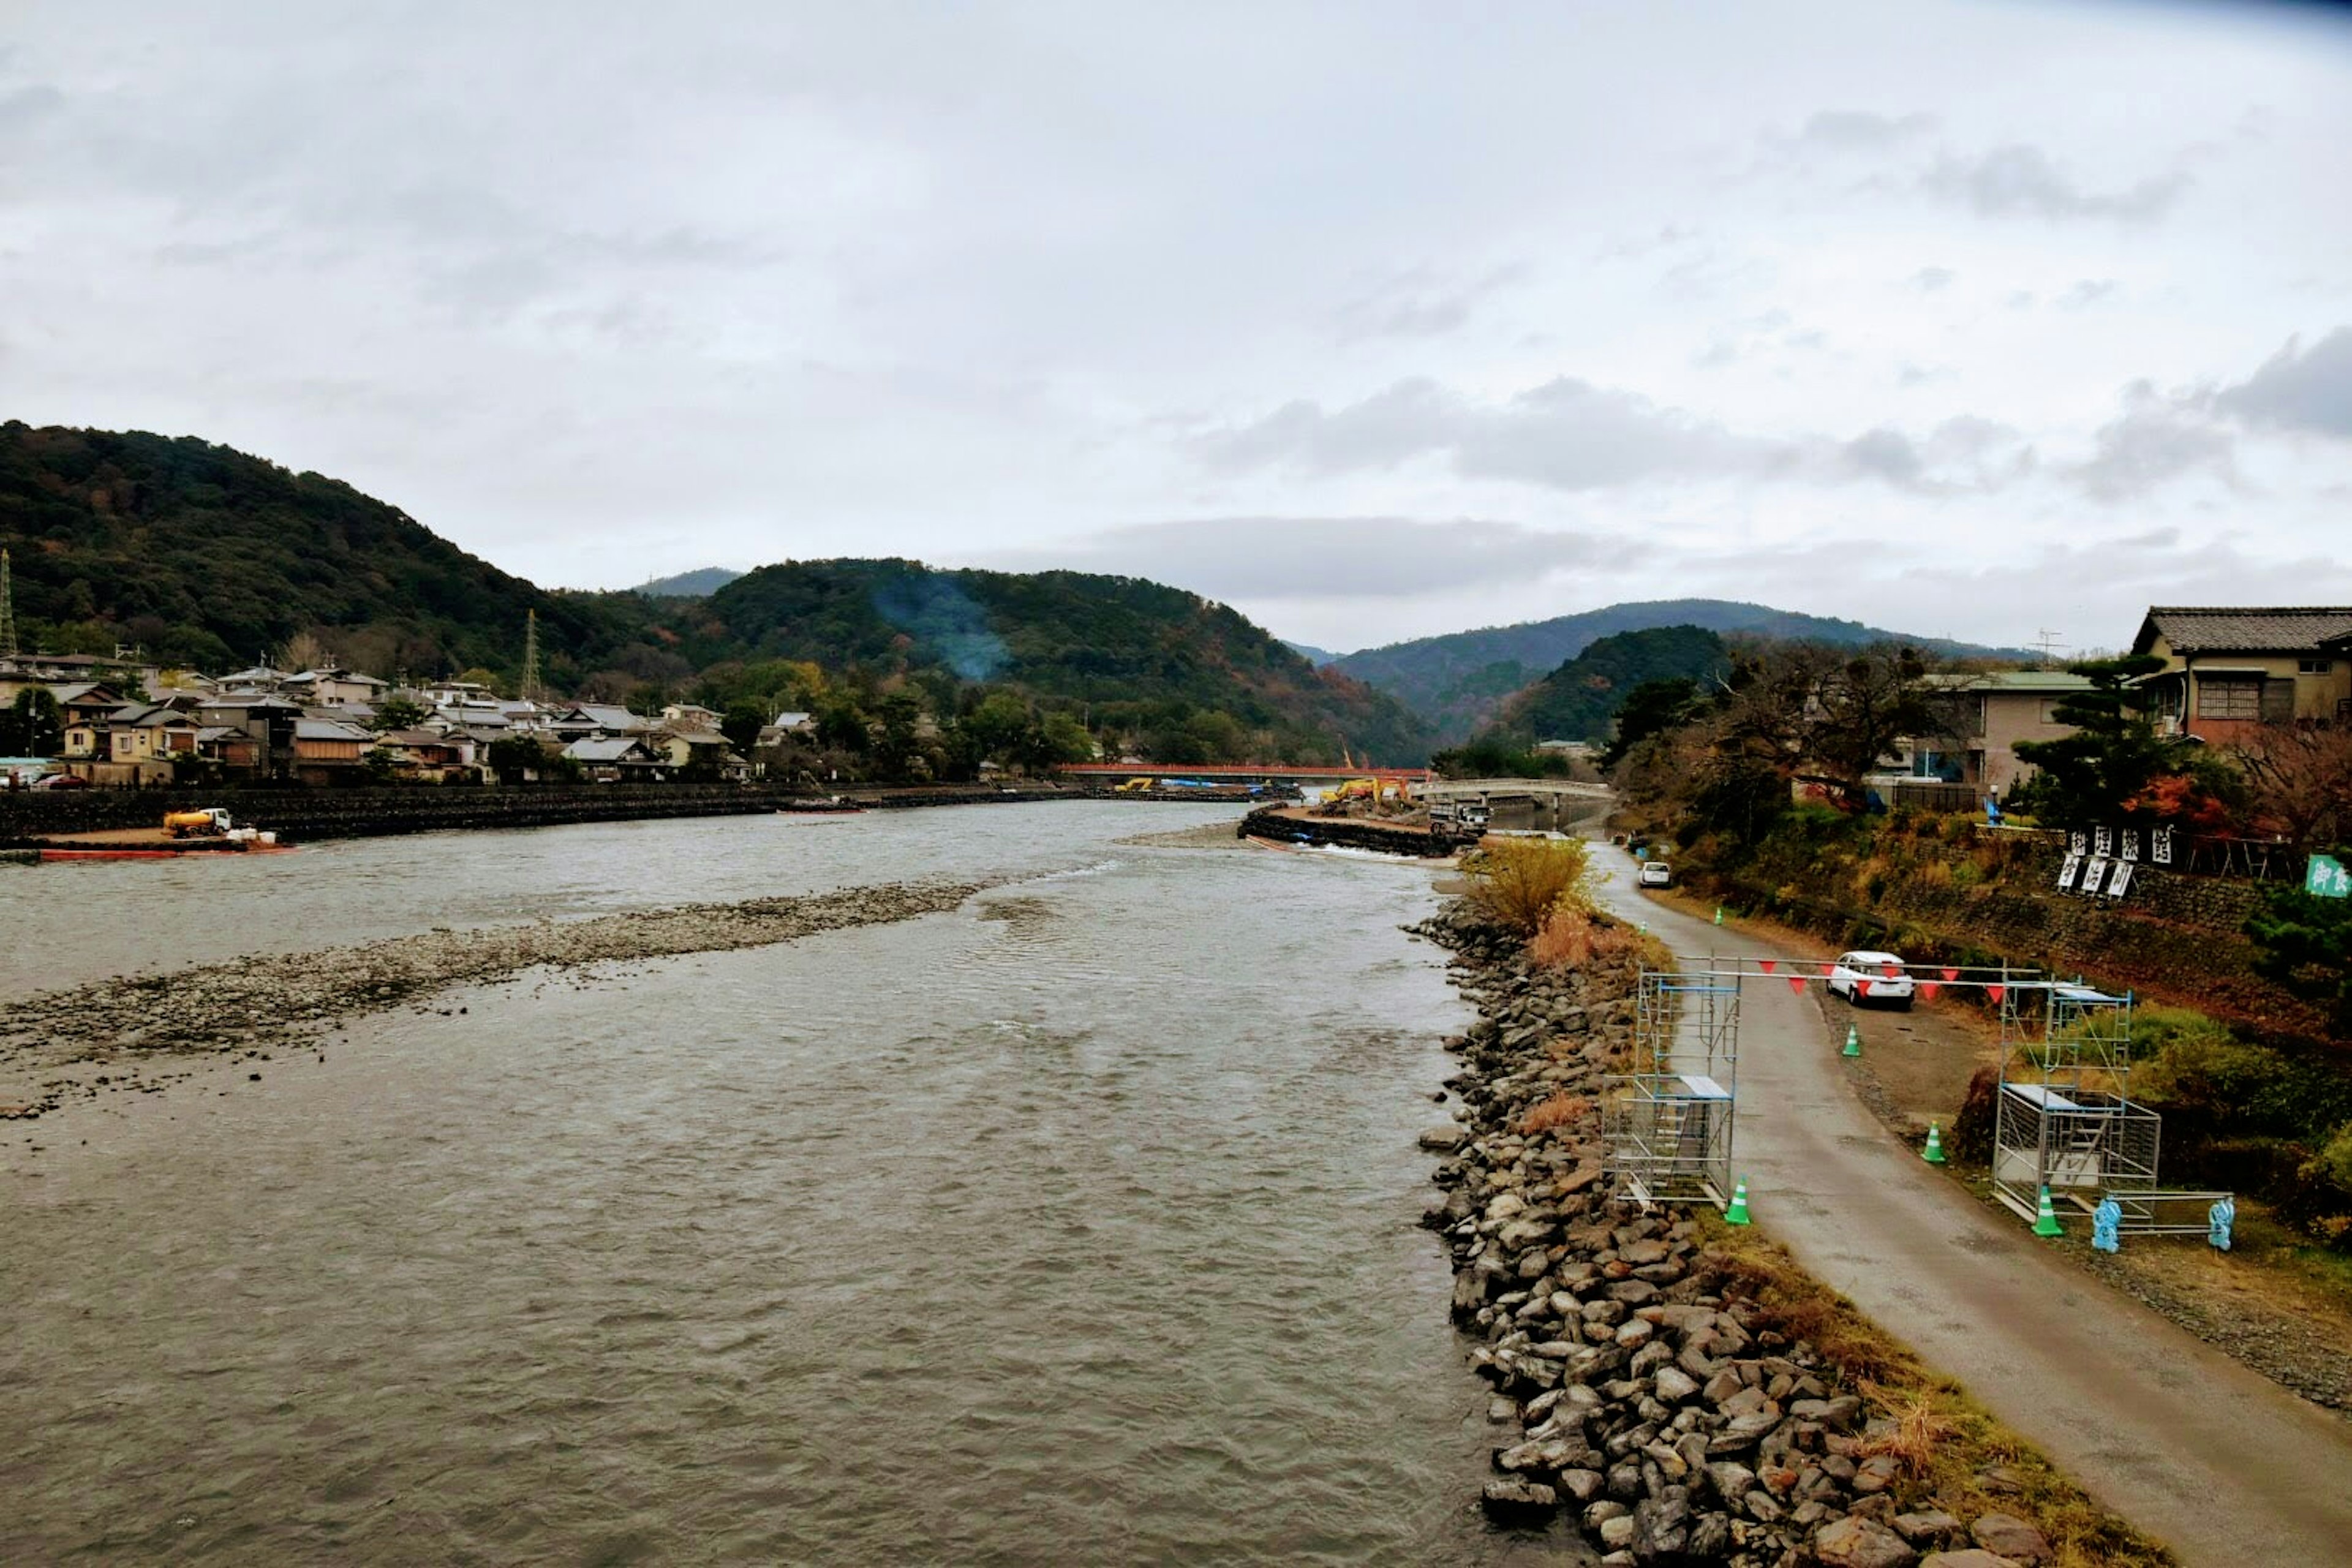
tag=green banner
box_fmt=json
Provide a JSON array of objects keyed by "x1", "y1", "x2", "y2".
[{"x1": 2308, "y1": 853, "x2": 2350, "y2": 900}]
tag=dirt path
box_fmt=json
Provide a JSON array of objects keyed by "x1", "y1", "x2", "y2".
[{"x1": 1588, "y1": 841, "x2": 2352, "y2": 1568}]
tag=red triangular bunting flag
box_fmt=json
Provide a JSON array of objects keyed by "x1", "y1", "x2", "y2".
[
  {"x1": 1857, "y1": 979, "x2": 1873, "y2": 998},
  {"x1": 1760, "y1": 959, "x2": 1777, "y2": 974},
  {"x1": 1941, "y1": 967, "x2": 1959, "y2": 982},
  {"x1": 1787, "y1": 975, "x2": 1807, "y2": 994},
  {"x1": 1920, "y1": 981, "x2": 1941, "y2": 1001},
  {"x1": 1986, "y1": 984, "x2": 2005, "y2": 1004},
  {"x1": 1882, "y1": 963, "x2": 1902, "y2": 979}
]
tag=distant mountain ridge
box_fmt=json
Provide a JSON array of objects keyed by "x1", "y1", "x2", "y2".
[
  {"x1": 1333, "y1": 597, "x2": 2026, "y2": 743},
  {"x1": 633, "y1": 567, "x2": 742, "y2": 598}
]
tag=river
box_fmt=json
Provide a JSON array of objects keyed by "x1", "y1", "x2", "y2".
[{"x1": 2, "y1": 802, "x2": 1585, "y2": 1565}]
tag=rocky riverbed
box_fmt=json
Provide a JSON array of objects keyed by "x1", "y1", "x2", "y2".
[
  {"x1": 0, "y1": 878, "x2": 987, "y2": 1118},
  {"x1": 1414, "y1": 898, "x2": 2075, "y2": 1568}
]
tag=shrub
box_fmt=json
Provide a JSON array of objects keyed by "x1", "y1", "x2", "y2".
[
  {"x1": 1518, "y1": 1092, "x2": 1590, "y2": 1136},
  {"x1": 1464, "y1": 836, "x2": 1592, "y2": 935}
]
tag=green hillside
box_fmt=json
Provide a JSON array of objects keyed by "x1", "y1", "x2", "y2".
[
  {"x1": 1477, "y1": 625, "x2": 1727, "y2": 745},
  {"x1": 1333, "y1": 597, "x2": 2023, "y2": 743},
  {"x1": 704, "y1": 560, "x2": 1427, "y2": 763}
]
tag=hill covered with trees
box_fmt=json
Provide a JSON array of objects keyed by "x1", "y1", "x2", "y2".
[
  {"x1": 1477, "y1": 625, "x2": 1728, "y2": 747},
  {"x1": 699, "y1": 559, "x2": 1425, "y2": 764}
]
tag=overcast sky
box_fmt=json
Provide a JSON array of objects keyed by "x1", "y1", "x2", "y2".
[{"x1": 6, "y1": 1, "x2": 2351, "y2": 655}]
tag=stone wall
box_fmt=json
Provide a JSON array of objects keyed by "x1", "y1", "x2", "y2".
[
  {"x1": 0, "y1": 782, "x2": 1079, "y2": 846},
  {"x1": 1237, "y1": 806, "x2": 1455, "y2": 858}
]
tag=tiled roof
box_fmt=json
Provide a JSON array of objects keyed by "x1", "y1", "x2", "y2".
[{"x1": 2136, "y1": 607, "x2": 2352, "y2": 655}]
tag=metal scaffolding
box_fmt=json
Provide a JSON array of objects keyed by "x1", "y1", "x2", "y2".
[{"x1": 1604, "y1": 963, "x2": 1741, "y2": 1208}]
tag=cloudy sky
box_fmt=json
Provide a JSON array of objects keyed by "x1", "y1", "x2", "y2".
[{"x1": 6, "y1": 1, "x2": 2350, "y2": 655}]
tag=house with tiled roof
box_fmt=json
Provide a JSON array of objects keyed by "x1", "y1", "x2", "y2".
[{"x1": 2130, "y1": 607, "x2": 2352, "y2": 742}]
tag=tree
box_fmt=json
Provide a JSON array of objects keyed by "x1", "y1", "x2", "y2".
[
  {"x1": 1602, "y1": 677, "x2": 1703, "y2": 770},
  {"x1": 1797, "y1": 646, "x2": 1933, "y2": 808},
  {"x1": 2, "y1": 687, "x2": 65, "y2": 756},
  {"x1": 361, "y1": 745, "x2": 400, "y2": 782},
  {"x1": 721, "y1": 700, "x2": 766, "y2": 753},
  {"x1": 485, "y1": 735, "x2": 551, "y2": 783},
  {"x1": 2012, "y1": 655, "x2": 2186, "y2": 826},
  {"x1": 369, "y1": 696, "x2": 428, "y2": 733},
  {"x1": 281, "y1": 630, "x2": 330, "y2": 672},
  {"x1": 2247, "y1": 878, "x2": 2352, "y2": 1036},
  {"x1": 2231, "y1": 723, "x2": 2352, "y2": 847}
]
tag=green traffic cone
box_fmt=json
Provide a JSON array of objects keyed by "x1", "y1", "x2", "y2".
[
  {"x1": 1723, "y1": 1178, "x2": 1751, "y2": 1226},
  {"x1": 2032, "y1": 1184, "x2": 2065, "y2": 1237},
  {"x1": 1922, "y1": 1123, "x2": 1948, "y2": 1164},
  {"x1": 1842, "y1": 1024, "x2": 1861, "y2": 1058},
  {"x1": 1713, "y1": 905, "x2": 1725, "y2": 926}
]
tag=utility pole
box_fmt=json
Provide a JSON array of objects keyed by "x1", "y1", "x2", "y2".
[
  {"x1": 0, "y1": 548, "x2": 16, "y2": 660},
  {"x1": 521, "y1": 609, "x2": 542, "y2": 706}
]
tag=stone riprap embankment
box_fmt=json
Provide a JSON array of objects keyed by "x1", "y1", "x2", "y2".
[
  {"x1": 1412, "y1": 900, "x2": 2064, "y2": 1568},
  {"x1": 0, "y1": 880, "x2": 986, "y2": 1118}
]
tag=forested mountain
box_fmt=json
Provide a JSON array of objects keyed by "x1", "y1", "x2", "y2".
[
  {"x1": 1332, "y1": 597, "x2": 2022, "y2": 744},
  {"x1": 1, "y1": 424, "x2": 1427, "y2": 763},
  {"x1": 1475, "y1": 626, "x2": 1727, "y2": 745},
  {"x1": 0, "y1": 421, "x2": 659, "y2": 687}
]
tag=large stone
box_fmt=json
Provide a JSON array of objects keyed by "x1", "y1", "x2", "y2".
[
  {"x1": 1418, "y1": 1124, "x2": 1469, "y2": 1152},
  {"x1": 1919, "y1": 1553, "x2": 2022, "y2": 1568},
  {"x1": 1891, "y1": 1510, "x2": 1964, "y2": 1545},
  {"x1": 1653, "y1": 1366, "x2": 1700, "y2": 1404},
  {"x1": 1480, "y1": 1478, "x2": 1558, "y2": 1519},
  {"x1": 1812, "y1": 1514, "x2": 1920, "y2": 1568},
  {"x1": 1968, "y1": 1513, "x2": 2052, "y2": 1564}
]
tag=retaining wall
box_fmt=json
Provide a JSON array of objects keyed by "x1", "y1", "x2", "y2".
[{"x1": 0, "y1": 782, "x2": 1081, "y2": 846}]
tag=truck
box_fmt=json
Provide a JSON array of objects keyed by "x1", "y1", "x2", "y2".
[{"x1": 164, "y1": 807, "x2": 233, "y2": 839}]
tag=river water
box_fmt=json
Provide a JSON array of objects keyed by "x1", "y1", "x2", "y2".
[{"x1": 2, "y1": 803, "x2": 1583, "y2": 1566}]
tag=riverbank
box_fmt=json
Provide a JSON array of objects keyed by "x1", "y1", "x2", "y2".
[
  {"x1": 1412, "y1": 895, "x2": 2170, "y2": 1566},
  {"x1": 0, "y1": 878, "x2": 988, "y2": 1118}
]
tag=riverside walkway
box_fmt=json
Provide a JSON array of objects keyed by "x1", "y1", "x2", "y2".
[{"x1": 1586, "y1": 839, "x2": 2352, "y2": 1568}]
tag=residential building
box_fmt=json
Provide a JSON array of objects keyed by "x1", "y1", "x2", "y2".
[
  {"x1": 2130, "y1": 607, "x2": 2352, "y2": 743},
  {"x1": 658, "y1": 702, "x2": 723, "y2": 733},
  {"x1": 563, "y1": 735, "x2": 662, "y2": 782},
  {"x1": 281, "y1": 667, "x2": 389, "y2": 708},
  {"x1": 292, "y1": 715, "x2": 377, "y2": 785},
  {"x1": 1918, "y1": 669, "x2": 2095, "y2": 796}
]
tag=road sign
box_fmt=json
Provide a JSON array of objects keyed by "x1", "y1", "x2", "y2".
[{"x1": 2308, "y1": 853, "x2": 2350, "y2": 899}]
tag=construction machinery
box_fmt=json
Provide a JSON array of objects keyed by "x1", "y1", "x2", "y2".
[
  {"x1": 1115, "y1": 777, "x2": 1158, "y2": 793},
  {"x1": 164, "y1": 807, "x2": 233, "y2": 838}
]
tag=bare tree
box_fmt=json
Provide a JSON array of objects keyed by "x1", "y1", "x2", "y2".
[{"x1": 2231, "y1": 722, "x2": 2352, "y2": 847}]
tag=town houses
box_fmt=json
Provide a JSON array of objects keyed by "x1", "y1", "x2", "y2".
[{"x1": 0, "y1": 649, "x2": 757, "y2": 788}]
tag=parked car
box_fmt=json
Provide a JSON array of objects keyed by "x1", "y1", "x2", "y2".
[
  {"x1": 1638, "y1": 861, "x2": 1673, "y2": 888},
  {"x1": 31, "y1": 772, "x2": 89, "y2": 789},
  {"x1": 1828, "y1": 950, "x2": 1914, "y2": 1010}
]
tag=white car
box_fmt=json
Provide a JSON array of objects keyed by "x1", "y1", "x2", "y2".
[
  {"x1": 1828, "y1": 950, "x2": 1915, "y2": 1010},
  {"x1": 1638, "y1": 861, "x2": 1673, "y2": 888}
]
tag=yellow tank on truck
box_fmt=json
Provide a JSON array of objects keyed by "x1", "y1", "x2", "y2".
[{"x1": 164, "y1": 808, "x2": 231, "y2": 837}]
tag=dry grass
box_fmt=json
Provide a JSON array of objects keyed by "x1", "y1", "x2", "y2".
[
  {"x1": 1702, "y1": 1219, "x2": 2176, "y2": 1568},
  {"x1": 1527, "y1": 900, "x2": 1662, "y2": 975},
  {"x1": 1517, "y1": 1091, "x2": 1590, "y2": 1136},
  {"x1": 1464, "y1": 836, "x2": 1593, "y2": 936}
]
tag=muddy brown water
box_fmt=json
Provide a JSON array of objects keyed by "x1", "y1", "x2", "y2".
[{"x1": 2, "y1": 803, "x2": 1589, "y2": 1566}]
